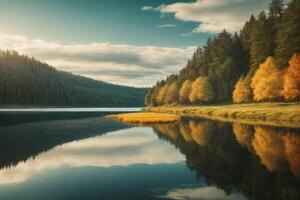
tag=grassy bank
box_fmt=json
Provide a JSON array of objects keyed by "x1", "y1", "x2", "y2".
[
  {"x1": 106, "y1": 112, "x2": 180, "y2": 124},
  {"x1": 143, "y1": 103, "x2": 300, "y2": 128}
]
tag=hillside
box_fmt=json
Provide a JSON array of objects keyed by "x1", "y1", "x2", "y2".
[
  {"x1": 145, "y1": 0, "x2": 300, "y2": 106},
  {"x1": 0, "y1": 50, "x2": 147, "y2": 107}
]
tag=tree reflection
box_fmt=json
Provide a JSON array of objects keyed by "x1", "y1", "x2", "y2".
[
  {"x1": 0, "y1": 116, "x2": 129, "y2": 169},
  {"x1": 151, "y1": 118, "x2": 300, "y2": 200}
]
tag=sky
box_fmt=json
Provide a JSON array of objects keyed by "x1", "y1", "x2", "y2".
[{"x1": 0, "y1": 0, "x2": 276, "y2": 87}]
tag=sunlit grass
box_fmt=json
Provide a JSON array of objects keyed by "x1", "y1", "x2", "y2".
[
  {"x1": 106, "y1": 112, "x2": 180, "y2": 124},
  {"x1": 143, "y1": 102, "x2": 300, "y2": 128}
]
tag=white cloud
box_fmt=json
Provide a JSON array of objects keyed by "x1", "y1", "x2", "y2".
[
  {"x1": 144, "y1": 0, "x2": 274, "y2": 33},
  {"x1": 158, "y1": 24, "x2": 177, "y2": 28},
  {"x1": 0, "y1": 34, "x2": 195, "y2": 87},
  {"x1": 141, "y1": 5, "x2": 165, "y2": 12}
]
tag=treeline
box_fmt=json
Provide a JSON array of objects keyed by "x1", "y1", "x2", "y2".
[
  {"x1": 0, "y1": 50, "x2": 147, "y2": 107},
  {"x1": 145, "y1": 0, "x2": 300, "y2": 106}
]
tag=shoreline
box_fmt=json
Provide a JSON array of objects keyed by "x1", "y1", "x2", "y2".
[{"x1": 143, "y1": 103, "x2": 300, "y2": 128}]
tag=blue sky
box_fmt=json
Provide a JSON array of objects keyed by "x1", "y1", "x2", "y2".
[
  {"x1": 0, "y1": 0, "x2": 276, "y2": 87},
  {"x1": 0, "y1": 0, "x2": 206, "y2": 47}
]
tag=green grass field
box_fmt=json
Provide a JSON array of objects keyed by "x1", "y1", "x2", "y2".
[{"x1": 143, "y1": 102, "x2": 300, "y2": 128}]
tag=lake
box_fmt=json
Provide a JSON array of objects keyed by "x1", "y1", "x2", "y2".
[{"x1": 0, "y1": 108, "x2": 299, "y2": 200}]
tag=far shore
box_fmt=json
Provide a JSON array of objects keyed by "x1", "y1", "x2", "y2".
[{"x1": 143, "y1": 102, "x2": 300, "y2": 128}]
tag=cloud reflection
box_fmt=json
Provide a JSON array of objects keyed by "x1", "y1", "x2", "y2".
[
  {"x1": 0, "y1": 127, "x2": 184, "y2": 185},
  {"x1": 160, "y1": 186, "x2": 246, "y2": 200}
]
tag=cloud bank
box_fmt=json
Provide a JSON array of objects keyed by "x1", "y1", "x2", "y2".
[
  {"x1": 0, "y1": 34, "x2": 195, "y2": 87},
  {"x1": 143, "y1": 0, "x2": 273, "y2": 33}
]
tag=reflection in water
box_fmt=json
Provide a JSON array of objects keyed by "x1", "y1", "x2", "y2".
[
  {"x1": 0, "y1": 116, "x2": 131, "y2": 169},
  {"x1": 161, "y1": 186, "x2": 246, "y2": 200},
  {"x1": 152, "y1": 118, "x2": 300, "y2": 200},
  {"x1": 232, "y1": 123, "x2": 254, "y2": 149},
  {"x1": 0, "y1": 113, "x2": 299, "y2": 200},
  {"x1": 252, "y1": 126, "x2": 286, "y2": 172},
  {"x1": 283, "y1": 134, "x2": 300, "y2": 179},
  {"x1": 0, "y1": 127, "x2": 184, "y2": 185}
]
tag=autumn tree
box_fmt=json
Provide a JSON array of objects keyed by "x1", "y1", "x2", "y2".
[
  {"x1": 156, "y1": 84, "x2": 169, "y2": 105},
  {"x1": 282, "y1": 54, "x2": 300, "y2": 101},
  {"x1": 164, "y1": 82, "x2": 179, "y2": 104},
  {"x1": 251, "y1": 57, "x2": 284, "y2": 101},
  {"x1": 189, "y1": 77, "x2": 214, "y2": 103},
  {"x1": 179, "y1": 80, "x2": 193, "y2": 103},
  {"x1": 232, "y1": 75, "x2": 252, "y2": 103}
]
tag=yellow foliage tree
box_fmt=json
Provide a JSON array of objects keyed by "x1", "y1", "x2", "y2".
[
  {"x1": 164, "y1": 82, "x2": 179, "y2": 104},
  {"x1": 179, "y1": 80, "x2": 193, "y2": 103},
  {"x1": 232, "y1": 76, "x2": 252, "y2": 103},
  {"x1": 251, "y1": 57, "x2": 284, "y2": 101},
  {"x1": 282, "y1": 54, "x2": 300, "y2": 101},
  {"x1": 189, "y1": 77, "x2": 214, "y2": 103},
  {"x1": 156, "y1": 84, "x2": 169, "y2": 105}
]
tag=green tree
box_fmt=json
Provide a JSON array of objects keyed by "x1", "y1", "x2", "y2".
[{"x1": 275, "y1": 0, "x2": 300, "y2": 67}]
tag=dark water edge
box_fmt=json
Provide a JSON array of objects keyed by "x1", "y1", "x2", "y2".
[
  {"x1": 0, "y1": 115, "x2": 130, "y2": 169},
  {"x1": 0, "y1": 111, "x2": 299, "y2": 200}
]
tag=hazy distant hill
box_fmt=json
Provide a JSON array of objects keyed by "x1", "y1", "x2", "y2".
[{"x1": 0, "y1": 50, "x2": 147, "y2": 107}]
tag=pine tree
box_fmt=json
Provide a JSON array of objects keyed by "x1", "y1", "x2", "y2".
[
  {"x1": 269, "y1": 0, "x2": 284, "y2": 18},
  {"x1": 275, "y1": 0, "x2": 300, "y2": 67},
  {"x1": 249, "y1": 12, "x2": 274, "y2": 71}
]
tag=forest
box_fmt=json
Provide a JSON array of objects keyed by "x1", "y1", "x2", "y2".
[
  {"x1": 0, "y1": 50, "x2": 147, "y2": 107},
  {"x1": 145, "y1": 0, "x2": 300, "y2": 106}
]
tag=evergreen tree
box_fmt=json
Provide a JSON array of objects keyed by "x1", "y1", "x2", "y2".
[
  {"x1": 275, "y1": 0, "x2": 300, "y2": 67},
  {"x1": 249, "y1": 12, "x2": 274, "y2": 71}
]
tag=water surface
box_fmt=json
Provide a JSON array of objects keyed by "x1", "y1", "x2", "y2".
[{"x1": 0, "y1": 110, "x2": 299, "y2": 200}]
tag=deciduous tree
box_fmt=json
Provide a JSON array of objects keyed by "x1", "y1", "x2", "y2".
[
  {"x1": 282, "y1": 54, "x2": 300, "y2": 101},
  {"x1": 251, "y1": 57, "x2": 284, "y2": 101},
  {"x1": 232, "y1": 76, "x2": 252, "y2": 103},
  {"x1": 179, "y1": 80, "x2": 193, "y2": 103},
  {"x1": 189, "y1": 77, "x2": 214, "y2": 103}
]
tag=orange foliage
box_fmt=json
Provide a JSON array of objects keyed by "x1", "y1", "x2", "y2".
[
  {"x1": 179, "y1": 121, "x2": 193, "y2": 142},
  {"x1": 282, "y1": 133, "x2": 300, "y2": 180},
  {"x1": 251, "y1": 57, "x2": 284, "y2": 101},
  {"x1": 157, "y1": 84, "x2": 169, "y2": 104},
  {"x1": 179, "y1": 80, "x2": 193, "y2": 103},
  {"x1": 189, "y1": 120, "x2": 214, "y2": 146},
  {"x1": 164, "y1": 82, "x2": 179, "y2": 104},
  {"x1": 189, "y1": 77, "x2": 214, "y2": 103},
  {"x1": 282, "y1": 54, "x2": 300, "y2": 101},
  {"x1": 232, "y1": 123, "x2": 253, "y2": 149},
  {"x1": 252, "y1": 126, "x2": 285, "y2": 172},
  {"x1": 232, "y1": 76, "x2": 252, "y2": 103}
]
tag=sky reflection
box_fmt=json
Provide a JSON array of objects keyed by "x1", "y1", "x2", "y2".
[{"x1": 0, "y1": 127, "x2": 184, "y2": 185}]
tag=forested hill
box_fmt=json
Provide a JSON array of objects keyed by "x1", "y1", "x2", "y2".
[
  {"x1": 145, "y1": 0, "x2": 300, "y2": 106},
  {"x1": 0, "y1": 50, "x2": 147, "y2": 107}
]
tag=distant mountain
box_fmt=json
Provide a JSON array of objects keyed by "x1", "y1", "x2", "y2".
[{"x1": 0, "y1": 50, "x2": 147, "y2": 107}]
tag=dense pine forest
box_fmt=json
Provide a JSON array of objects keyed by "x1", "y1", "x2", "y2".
[
  {"x1": 0, "y1": 51, "x2": 147, "y2": 107},
  {"x1": 145, "y1": 0, "x2": 300, "y2": 106}
]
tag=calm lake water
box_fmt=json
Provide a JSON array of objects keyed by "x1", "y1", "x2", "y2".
[{"x1": 0, "y1": 108, "x2": 299, "y2": 200}]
